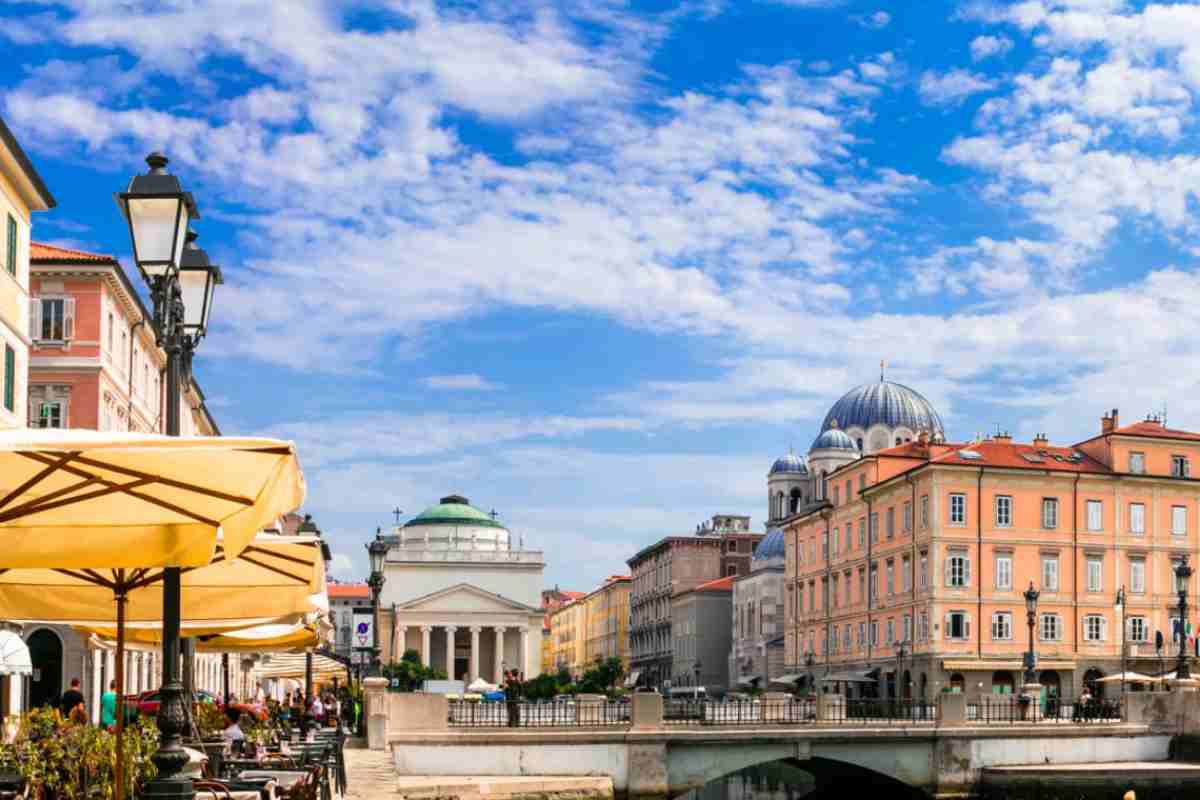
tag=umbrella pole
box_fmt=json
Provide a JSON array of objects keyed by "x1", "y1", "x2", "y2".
[{"x1": 115, "y1": 588, "x2": 127, "y2": 800}]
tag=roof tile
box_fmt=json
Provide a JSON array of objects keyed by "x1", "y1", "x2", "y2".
[{"x1": 31, "y1": 242, "x2": 115, "y2": 263}]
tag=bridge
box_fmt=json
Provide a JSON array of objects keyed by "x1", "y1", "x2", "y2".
[{"x1": 365, "y1": 684, "x2": 1196, "y2": 798}]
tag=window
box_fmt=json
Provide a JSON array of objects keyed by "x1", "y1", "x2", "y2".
[
  {"x1": 1086, "y1": 555, "x2": 1103, "y2": 592},
  {"x1": 831, "y1": 574, "x2": 839, "y2": 608},
  {"x1": 821, "y1": 533, "x2": 828, "y2": 560},
  {"x1": 832, "y1": 527, "x2": 840, "y2": 557},
  {"x1": 857, "y1": 569, "x2": 865, "y2": 604},
  {"x1": 833, "y1": 486, "x2": 839, "y2": 506},
  {"x1": 1086, "y1": 500, "x2": 1103, "y2": 531},
  {"x1": 1128, "y1": 616, "x2": 1147, "y2": 643},
  {"x1": 1130, "y1": 558, "x2": 1146, "y2": 595},
  {"x1": 1083, "y1": 614, "x2": 1106, "y2": 642},
  {"x1": 870, "y1": 513, "x2": 879, "y2": 543},
  {"x1": 1174, "y1": 558, "x2": 1188, "y2": 593},
  {"x1": 901, "y1": 555, "x2": 911, "y2": 592},
  {"x1": 859, "y1": 474, "x2": 865, "y2": 491},
  {"x1": 1129, "y1": 452, "x2": 1145, "y2": 474},
  {"x1": 1173, "y1": 455, "x2": 1190, "y2": 478},
  {"x1": 726, "y1": 564, "x2": 737, "y2": 577},
  {"x1": 857, "y1": 438, "x2": 864, "y2": 452},
  {"x1": 919, "y1": 612, "x2": 929, "y2": 642},
  {"x1": 844, "y1": 525, "x2": 852, "y2": 553},
  {"x1": 844, "y1": 571, "x2": 852, "y2": 605},
  {"x1": 945, "y1": 611, "x2": 970, "y2": 640},
  {"x1": 919, "y1": 552, "x2": 928, "y2": 589},
  {"x1": 843, "y1": 625, "x2": 851, "y2": 652},
  {"x1": 107, "y1": 312, "x2": 114, "y2": 352},
  {"x1": 920, "y1": 495, "x2": 929, "y2": 528},
  {"x1": 886, "y1": 560, "x2": 895, "y2": 596},
  {"x1": 903, "y1": 501, "x2": 912, "y2": 533},
  {"x1": 1040, "y1": 613, "x2": 1062, "y2": 641},
  {"x1": 886, "y1": 507, "x2": 895, "y2": 539},
  {"x1": 991, "y1": 611, "x2": 1012, "y2": 640},
  {"x1": 1042, "y1": 554, "x2": 1059, "y2": 592},
  {"x1": 870, "y1": 621, "x2": 878, "y2": 645},
  {"x1": 869, "y1": 564, "x2": 878, "y2": 604},
  {"x1": 1173, "y1": 505, "x2": 1188, "y2": 536},
  {"x1": 902, "y1": 614, "x2": 912, "y2": 642},
  {"x1": 5, "y1": 214, "x2": 15, "y2": 275},
  {"x1": 35, "y1": 400, "x2": 63, "y2": 429},
  {"x1": 946, "y1": 551, "x2": 970, "y2": 588},
  {"x1": 994, "y1": 495, "x2": 1013, "y2": 528},
  {"x1": 995, "y1": 554, "x2": 1013, "y2": 590},
  {"x1": 845, "y1": 480, "x2": 852, "y2": 503},
  {"x1": 858, "y1": 622, "x2": 865, "y2": 646},
  {"x1": 1042, "y1": 498, "x2": 1058, "y2": 529},
  {"x1": 2, "y1": 345, "x2": 13, "y2": 413},
  {"x1": 1130, "y1": 502, "x2": 1145, "y2": 535},
  {"x1": 886, "y1": 618, "x2": 895, "y2": 644},
  {"x1": 858, "y1": 518, "x2": 865, "y2": 548},
  {"x1": 949, "y1": 493, "x2": 966, "y2": 525}
]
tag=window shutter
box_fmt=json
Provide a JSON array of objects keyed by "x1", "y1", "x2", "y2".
[
  {"x1": 944, "y1": 557, "x2": 951, "y2": 587},
  {"x1": 1101, "y1": 616, "x2": 1108, "y2": 641},
  {"x1": 63, "y1": 298, "x2": 75, "y2": 340},
  {"x1": 964, "y1": 557, "x2": 971, "y2": 585},
  {"x1": 944, "y1": 613, "x2": 951, "y2": 638},
  {"x1": 28, "y1": 299, "x2": 39, "y2": 340},
  {"x1": 964, "y1": 616, "x2": 971, "y2": 640}
]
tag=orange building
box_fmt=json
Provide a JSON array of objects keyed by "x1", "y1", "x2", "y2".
[
  {"x1": 785, "y1": 410, "x2": 1200, "y2": 702},
  {"x1": 27, "y1": 243, "x2": 217, "y2": 434}
]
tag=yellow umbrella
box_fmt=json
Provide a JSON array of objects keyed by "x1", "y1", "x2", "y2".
[{"x1": 0, "y1": 429, "x2": 305, "y2": 568}]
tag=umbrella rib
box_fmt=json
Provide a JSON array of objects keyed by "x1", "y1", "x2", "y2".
[
  {"x1": 0, "y1": 451, "x2": 80, "y2": 511},
  {"x1": 52, "y1": 568, "x2": 115, "y2": 590},
  {"x1": 237, "y1": 554, "x2": 308, "y2": 584},
  {"x1": 67, "y1": 455, "x2": 256, "y2": 506},
  {"x1": 241, "y1": 545, "x2": 312, "y2": 568},
  {"x1": 0, "y1": 478, "x2": 153, "y2": 523},
  {"x1": 0, "y1": 476, "x2": 97, "y2": 521}
]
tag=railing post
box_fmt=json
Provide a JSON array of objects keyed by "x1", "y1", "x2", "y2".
[
  {"x1": 363, "y1": 676, "x2": 389, "y2": 750},
  {"x1": 817, "y1": 693, "x2": 844, "y2": 723},
  {"x1": 631, "y1": 692, "x2": 663, "y2": 730},
  {"x1": 938, "y1": 692, "x2": 966, "y2": 727}
]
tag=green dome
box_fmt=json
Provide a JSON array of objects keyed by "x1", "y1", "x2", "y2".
[{"x1": 406, "y1": 495, "x2": 506, "y2": 529}]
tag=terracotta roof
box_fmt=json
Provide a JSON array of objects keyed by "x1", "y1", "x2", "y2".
[
  {"x1": 693, "y1": 575, "x2": 736, "y2": 593},
  {"x1": 930, "y1": 440, "x2": 1109, "y2": 473},
  {"x1": 327, "y1": 584, "x2": 370, "y2": 599},
  {"x1": 30, "y1": 242, "x2": 116, "y2": 263},
  {"x1": 1111, "y1": 421, "x2": 1200, "y2": 442}
]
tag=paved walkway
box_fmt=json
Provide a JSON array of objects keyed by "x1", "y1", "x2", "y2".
[{"x1": 345, "y1": 747, "x2": 400, "y2": 800}]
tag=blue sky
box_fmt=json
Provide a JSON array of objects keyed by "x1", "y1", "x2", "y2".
[{"x1": 5, "y1": 0, "x2": 1200, "y2": 590}]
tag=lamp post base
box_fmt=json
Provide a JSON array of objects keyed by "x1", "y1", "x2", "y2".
[
  {"x1": 1020, "y1": 683, "x2": 1042, "y2": 721},
  {"x1": 142, "y1": 777, "x2": 195, "y2": 800}
]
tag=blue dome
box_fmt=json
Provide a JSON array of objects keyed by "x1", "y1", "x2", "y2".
[
  {"x1": 753, "y1": 529, "x2": 786, "y2": 563},
  {"x1": 821, "y1": 380, "x2": 944, "y2": 437},
  {"x1": 811, "y1": 428, "x2": 856, "y2": 451},
  {"x1": 769, "y1": 452, "x2": 808, "y2": 475}
]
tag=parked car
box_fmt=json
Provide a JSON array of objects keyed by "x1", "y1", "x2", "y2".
[{"x1": 134, "y1": 689, "x2": 267, "y2": 721}]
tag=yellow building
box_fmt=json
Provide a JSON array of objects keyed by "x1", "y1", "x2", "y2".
[
  {"x1": 584, "y1": 576, "x2": 631, "y2": 670},
  {"x1": 550, "y1": 599, "x2": 587, "y2": 676},
  {"x1": 0, "y1": 117, "x2": 55, "y2": 429}
]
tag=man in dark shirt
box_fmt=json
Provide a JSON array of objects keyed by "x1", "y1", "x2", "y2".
[{"x1": 60, "y1": 678, "x2": 85, "y2": 718}]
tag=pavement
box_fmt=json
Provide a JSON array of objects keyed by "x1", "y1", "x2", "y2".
[
  {"x1": 983, "y1": 762, "x2": 1200, "y2": 774},
  {"x1": 344, "y1": 747, "x2": 614, "y2": 800}
]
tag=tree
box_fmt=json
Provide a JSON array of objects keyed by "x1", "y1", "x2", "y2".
[{"x1": 577, "y1": 657, "x2": 625, "y2": 695}]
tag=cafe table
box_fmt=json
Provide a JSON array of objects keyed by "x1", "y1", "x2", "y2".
[{"x1": 237, "y1": 770, "x2": 308, "y2": 793}]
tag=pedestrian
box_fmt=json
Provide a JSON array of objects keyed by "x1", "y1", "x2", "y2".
[
  {"x1": 311, "y1": 693, "x2": 325, "y2": 723},
  {"x1": 100, "y1": 680, "x2": 118, "y2": 730},
  {"x1": 223, "y1": 706, "x2": 244, "y2": 743},
  {"x1": 60, "y1": 677, "x2": 85, "y2": 719}
]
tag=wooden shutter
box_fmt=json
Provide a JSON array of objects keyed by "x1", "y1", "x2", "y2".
[
  {"x1": 963, "y1": 615, "x2": 971, "y2": 640},
  {"x1": 63, "y1": 297, "x2": 75, "y2": 340},
  {"x1": 944, "y1": 556, "x2": 952, "y2": 587},
  {"x1": 3, "y1": 345, "x2": 14, "y2": 412},
  {"x1": 28, "y1": 298, "x2": 39, "y2": 340},
  {"x1": 943, "y1": 613, "x2": 951, "y2": 638}
]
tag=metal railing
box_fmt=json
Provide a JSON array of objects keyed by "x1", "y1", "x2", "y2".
[
  {"x1": 664, "y1": 698, "x2": 817, "y2": 726},
  {"x1": 966, "y1": 695, "x2": 1122, "y2": 724},
  {"x1": 448, "y1": 699, "x2": 629, "y2": 728},
  {"x1": 840, "y1": 698, "x2": 938, "y2": 724}
]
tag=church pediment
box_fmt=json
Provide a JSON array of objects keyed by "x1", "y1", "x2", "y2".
[{"x1": 398, "y1": 583, "x2": 538, "y2": 614}]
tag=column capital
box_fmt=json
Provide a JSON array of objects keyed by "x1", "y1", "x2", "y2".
[
  {"x1": 494, "y1": 626, "x2": 507, "y2": 634},
  {"x1": 470, "y1": 626, "x2": 482, "y2": 633},
  {"x1": 445, "y1": 625, "x2": 458, "y2": 633},
  {"x1": 421, "y1": 625, "x2": 433, "y2": 633}
]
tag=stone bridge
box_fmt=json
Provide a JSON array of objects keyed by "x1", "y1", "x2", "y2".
[{"x1": 367, "y1": 681, "x2": 1195, "y2": 798}]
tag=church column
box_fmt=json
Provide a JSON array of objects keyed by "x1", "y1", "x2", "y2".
[
  {"x1": 421, "y1": 626, "x2": 432, "y2": 667},
  {"x1": 493, "y1": 627, "x2": 506, "y2": 683},
  {"x1": 444, "y1": 627, "x2": 457, "y2": 679},
  {"x1": 469, "y1": 627, "x2": 481, "y2": 682},
  {"x1": 397, "y1": 626, "x2": 408, "y2": 661},
  {"x1": 91, "y1": 648, "x2": 103, "y2": 724},
  {"x1": 519, "y1": 628, "x2": 529, "y2": 677}
]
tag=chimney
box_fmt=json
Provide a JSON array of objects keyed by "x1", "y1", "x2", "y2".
[
  {"x1": 1111, "y1": 408, "x2": 1119, "y2": 429},
  {"x1": 917, "y1": 431, "x2": 930, "y2": 445},
  {"x1": 994, "y1": 431, "x2": 1012, "y2": 443},
  {"x1": 1032, "y1": 433, "x2": 1049, "y2": 448},
  {"x1": 1101, "y1": 411, "x2": 1115, "y2": 435}
]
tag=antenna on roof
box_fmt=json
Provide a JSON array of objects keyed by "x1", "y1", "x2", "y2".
[
  {"x1": 1162, "y1": 402, "x2": 1169, "y2": 427},
  {"x1": 880, "y1": 359, "x2": 886, "y2": 382}
]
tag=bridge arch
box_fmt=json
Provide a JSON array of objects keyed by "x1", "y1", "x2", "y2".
[{"x1": 670, "y1": 754, "x2": 929, "y2": 800}]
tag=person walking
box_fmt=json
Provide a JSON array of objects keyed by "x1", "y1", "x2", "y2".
[
  {"x1": 60, "y1": 678, "x2": 85, "y2": 720},
  {"x1": 100, "y1": 680, "x2": 118, "y2": 730}
]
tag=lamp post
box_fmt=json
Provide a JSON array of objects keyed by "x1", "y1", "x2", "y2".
[
  {"x1": 692, "y1": 660, "x2": 702, "y2": 700},
  {"x1": 1023, "y1": 582, "x2": 1040, "y2": 688},
  {"x1": 367, "y1": 527, "x2": 388, "y2": 675},
  {"x1": 1175, "y1": 555, "x2": 1193, "y2": 684},
  {"x1": 804, "y1": 650, "x2": 815, "y2": 698},
  {"x1": 118, "y1": 153, "x2": 217, "y2": 800},
  {"x1": 894, "y1": 640, "x2": 907, "y2": 704},
  {"x1": 1115, "y1": 586, "x2": 1127, "y2": 702}
]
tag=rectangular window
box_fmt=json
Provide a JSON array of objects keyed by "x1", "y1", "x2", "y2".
[
  {"x1": 1042, "y1": 555, "x2": 1059, "y2": 592},
  {"x1": 832, "y1": 527, "x2": 840, "y2": 557},
  {"x1": 886, "y1": 560, "x2": 895, "y2": 596},
  {"x1": 857, "y1": 569, "x2": 865, "y2": 604},
  {"x1": 5, "y1": 214, "x2": 15, "y2": 275},
  {"x1": 869, "y1": 564, "x2": 878, "y2": 605},
  {"x1": 1042, "y1": 497, "x2": 1058, "y2": 529},
  {"x1": 1130, "y1": 502, "x2": 1146, "y2": 535},
  {"x1": 858, "y1": 518, "x2": 865, "y2": 548},
  {"x1": 844, "y1": 571, "x2": 852, "y2": 605},
  {"x1": 903, "y1": 501, "x2": 912, "y2": 533},
  {"x1": 1129, "y1": 452, "x2": 1145, "y2": 474},
  {"x1": 946, "y1": 551, "x2": 969, "y2": 588},
  {"x1": 859, "y1": 474, "x2": 865, "y2": 491},
  {"x1": 901, "y1": 556, "x2": 911, "y2": 592},
  {"x1": 1173, "y1": 505, "x2": 1188, "y2": 536},
  {"x1": 833, "y1": 486, "x2": 840, "y2": 506},
  {"x1": 995, "y1": 554, "x2": 1013, "y2": 590},
  {"x1": 1087, "y1": 556, "x2": 1103, "y2": 592},
  {"x1": 831, "y1": 575, "x2": 839, "y2": 609},
  {"x1": 1131, "y1": 558, "x2": 1146, "y2": 595},
  {"x1": 920, "y1": 494, "x2": 929, "y2": 528},
  {"x1": 1083, "y1": 614, "x2": 1106, "y2": 642},
  {"x1": 1086, "y1": 500, "x2": 1103, "y2": 531},
  {"x1": 107, "y1": 312, "x2": 114, "y2": 352},
  {"x1": 821, "y1": 533, "x2": 828, "y2": 561},
  {"x1": 991, "y1": 611, "x2": 1012, "y2": 640},
  {"x1": 870, "y1": 513, "x2": 879, "y2": 543},
  {"x1": 1173, "y1": 455, "x2": 1190, "y2": 478},
  {"x1": 949, "y1": 493, "x2": 966, "y2": 525},
  {"x1": 870, "y1": 621, "x2": 878, "y2": 646},
  {"x1": 843, "y1": 625, "x2": 851, "y2": 652},
  {"x1": 945, "y1": 611, "x2": 969, "y2": 640},
  {"x1": 919, "y1": 612, "x2": 929, "y2": 642},
  {"x1": 3, "y1": 345, "x2": 13, "y2": 413},
  {"x1": 919, "y1": 552, "x2": 928, "y2": 589},
  {"x1": 995, "y1": 495, "x2": 1013, "y2": 527},
  {"x1": 36, "y1": 401, "x2": 63, "y2": 429},
  {"x1": 1129, "y1": 616, "x2": 1147, "y2": 643},
  {"x1": 902, "y1": 614, "x2": 912, "y2": 642},
  {"x1": 886, "y1": 507, "x2": 895, "y2": 539},
  {"x1": 845, "y1": 480, "x2": 852, "y2": 503},
  {"x1": 1040, "y1": 613, "x2": 1062, "y2": 641},
  {"x1": 40, "y1": 299, "x2": 65, "y2": 341},
  {"x1": 886, "y1": 618, "x2": 894, "y2": 644},
  {"x1": 1174, "y1": 559, "x2": 1187, "y2": 593},
  {"x1": 858, "y1": 622, "x2": 865, "y2": 646}
]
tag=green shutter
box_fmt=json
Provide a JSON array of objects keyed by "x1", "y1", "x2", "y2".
[
  {"x1": 3, "y1": 345, "x2": 13, "y2": 412},
  {"x1": 5, "y1": 215, "x2": 15, "y2": 276}
]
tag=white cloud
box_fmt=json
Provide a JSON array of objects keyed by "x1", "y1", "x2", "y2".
[
  {"x1": 970, "y1": 34, "x2": 1014, "y2": 60},
  {"x1": 422, "y1": 374, "x2": 499, "y2": 391},
  {"x1": 918, "y1": 68, "x2": 997, "y2": 106},
  {"x1": 329, "y1": 552, "x2": 356, "y2": 579},
  {"x1": 856, "y1": 11, "x2": 891, "y2": 29}
]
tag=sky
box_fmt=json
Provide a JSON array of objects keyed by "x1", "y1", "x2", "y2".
[{"x1": 4, "y1": 0, "x2": 1200, "y2": 591}]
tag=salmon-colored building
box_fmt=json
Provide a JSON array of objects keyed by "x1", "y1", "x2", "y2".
[
  {"x1": 27, "y1": 242, "x2": 217, "y2": 435},
  {"x1": 785, "y1": 410, "x2": 1200, "y2": 702}
]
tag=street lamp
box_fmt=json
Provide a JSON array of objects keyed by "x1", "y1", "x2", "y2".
[
  {"x1": 894, "y1": 640, "x2": 907, "y2": 702},
  {"x1": 692, "y1": 660, "x2": 702, "y2": 700},
  {"x1": 1115, "y1": 586, "x2": 1127, "y2": 701},
  {"x1": 1175, "y1": 555, "x2": 1192, "y2": 682},
  {"x1": 1023, "y1": 581, "x2": 1040, "y2": 688},
  {"x1": 804, "y1": 650, "x2": 816, "y2": 697},
  {"x1": 367, "y1": 527, "x2": 389, "y2": 674},
  {"x1": 118, "y1": 152, "x2": 211, "y2": 800}
]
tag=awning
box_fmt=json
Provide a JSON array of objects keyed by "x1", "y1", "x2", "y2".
[
  {"x1": 942, "y1": 659, "x2": 1077, "y2": 672},
  {"x1": 822, "y1": 672, "x2": 877, "y2": 684},
  {"x1": 770, "y1": 674, "x2": 803, "y2": 685},
  {"x1": 0, "y1": 631, "x2": 32, "y2": 676},
  {"x1": 1095, "y1": 671, "x2": 1163, "y2": 683},
  {"x1": 623, "y1": 670, "x2": 642, "y2": 688},
  {"x1": 736, "y1": 675, "x2": 762, "y2": 687}
]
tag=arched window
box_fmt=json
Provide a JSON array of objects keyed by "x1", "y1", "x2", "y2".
[
  {"x1": 776, "y1": 491, "x2": 785, "y2": 518},
  {"x1": 895, "y1": 436, "x2": 903, "y2": 446},
  {"x1": 856, "y1": 437, "x2": 864, "y2": 451},
  {"x1": 950, "y1": 673, "x2": 965, "y2": 693},
  {"x1": 790, "y1": 488, "x2": 802, "y2": 514}
]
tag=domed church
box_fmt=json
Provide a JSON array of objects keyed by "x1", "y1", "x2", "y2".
[{"x1": 767, "y1": 376, "x2": 945, "y2": 527}]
